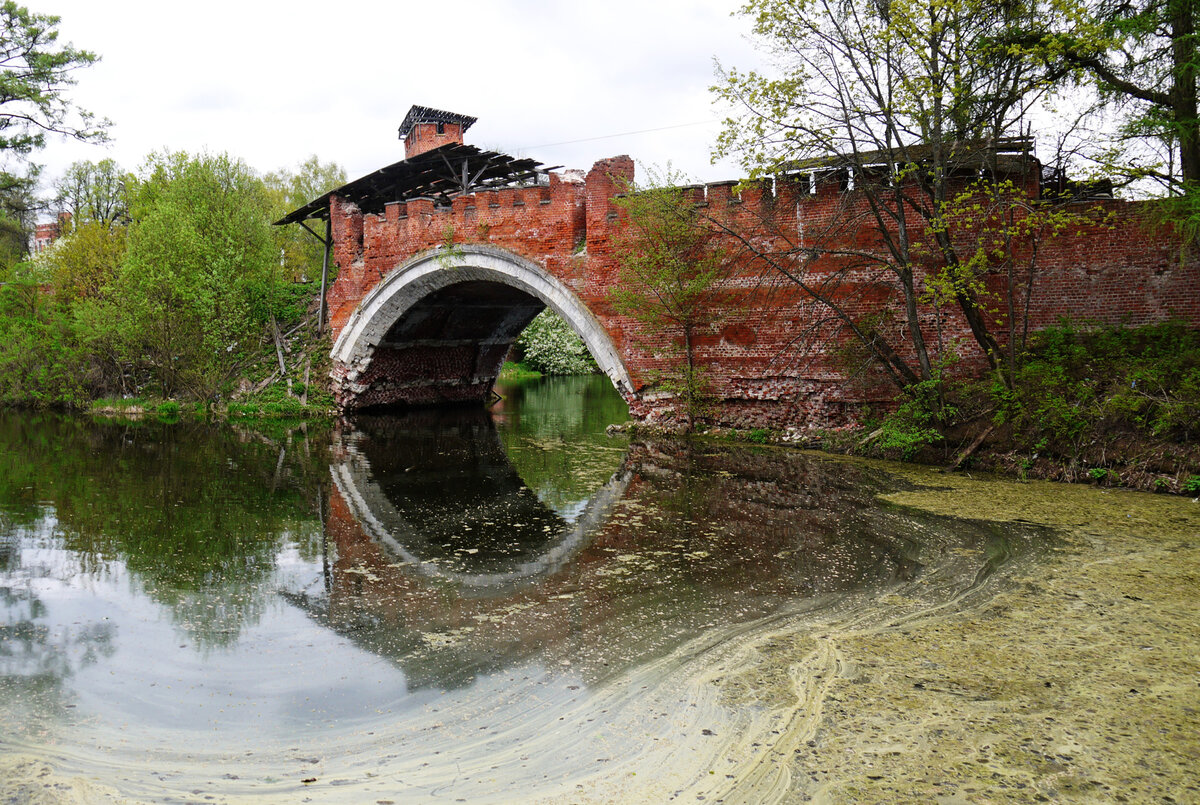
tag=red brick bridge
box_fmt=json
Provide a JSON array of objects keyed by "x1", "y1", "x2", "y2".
[{"x1": 280, "y1": 107, "x2": 1200, "y2": 429}]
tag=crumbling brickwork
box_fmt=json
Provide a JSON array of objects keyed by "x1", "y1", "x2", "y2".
[{"x1": 325, "y1": 152, "x2": 1200, "y2": 429}]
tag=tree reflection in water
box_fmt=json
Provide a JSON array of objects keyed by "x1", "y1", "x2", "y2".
[{"x1": 0, "y1": 385, "x2": 1050, "y2": 802}]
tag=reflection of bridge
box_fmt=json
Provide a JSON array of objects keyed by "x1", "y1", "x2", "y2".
[
  {"x1": 298, "y1": 415, "x2": 1034, "y2": 692},
  {"x1": 330, "y1": 410, "x2": 630, "y2": 592},
  {"x1": 278, "y1": 105, "x2": 1200, "y2": 429}
]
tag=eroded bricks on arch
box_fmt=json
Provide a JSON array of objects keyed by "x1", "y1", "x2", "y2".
[{"x1": 321, "y1": 119, "x2": 1200, "y2": 429}]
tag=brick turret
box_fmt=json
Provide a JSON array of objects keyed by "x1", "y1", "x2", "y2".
[{"x1": 399, "y1": 105, "x2": 478, "y2": 159}]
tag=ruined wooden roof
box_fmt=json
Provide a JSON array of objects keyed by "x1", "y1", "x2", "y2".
[
  {"x1": 275, "y1": 143, "x2": 555, "y2": 225},
  {"x1": 398, "y1": 106, "x2": 477, "y2": 138},
  {"x1": 780, "y1": 135, "x2": 1036, "y2": 174}
]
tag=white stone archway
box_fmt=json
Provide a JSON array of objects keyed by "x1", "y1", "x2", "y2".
[{"x1": 331, "y1": 244, "x2": 633, "y2": 407}]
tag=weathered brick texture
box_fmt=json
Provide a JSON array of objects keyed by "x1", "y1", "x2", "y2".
[{"x1": 326, "y1": 156, "x2": 1200, "y2": 428}]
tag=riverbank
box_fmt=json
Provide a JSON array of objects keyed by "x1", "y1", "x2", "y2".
[
  {"x1": 610, "y1": 419, "x2": 1200, "y2": 498},
  {"x1": 557, "y1": 453, "x2": 1200, "y2": 803},
  {"x1": 87, "y1": 393, "x2": 337, "y2": 421},
  {"x1": 773, "y1": 463, "x2": 1200, "y2": 803},
  {"x1": 624, "y1": 319, "x2": 1200, "y2": 496},
  {"x1": 819, "y1": 423, "x2": 1200, "y2": 497},
  {"x1": 83, "y1": 360, "x2": 541, "y2": 422}
]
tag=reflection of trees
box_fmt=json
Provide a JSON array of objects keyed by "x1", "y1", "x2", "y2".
[
  {"x1": 0, "y1": 412, "x2": 329, "y2": 649},
  {"x1": 1, "y1": 585, "x2": 117, "y2": 679},
  {"x1": 494, "y1": 374, "x2": 629, "y2": 519},
  {"x1": 0, "y1": 514, "x2": 118, "y2": 734}
]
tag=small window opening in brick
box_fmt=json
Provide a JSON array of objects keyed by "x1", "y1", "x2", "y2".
[{"x1": 436, "y1": 122, "x2": 445, "y2": 135}]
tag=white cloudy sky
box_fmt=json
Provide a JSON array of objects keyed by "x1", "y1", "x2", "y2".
[{"x1": 30, "y1": 0, "x2": 764, "y2": 195}]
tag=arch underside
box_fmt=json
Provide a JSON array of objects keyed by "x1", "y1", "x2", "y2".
[
  {"x1": 331, "y1": 246, "x2": 633, "y2": 411},
  {"x1": 354, "y1": 280, "x2": 543, "y2": 409}
]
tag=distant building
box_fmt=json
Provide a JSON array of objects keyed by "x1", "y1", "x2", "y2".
[{"x1": 31, "y1": 212, "x2": 71, "y2": 254}]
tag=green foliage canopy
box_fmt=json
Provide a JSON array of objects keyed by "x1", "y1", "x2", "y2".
[
  {"x1": 610, "y1": 169, "x2": 735, "y2": 426},
  {"x1": 0, "y1": 2, "x2": 106, "y2": 269},
  {"x1": 111, "y1": 151, "x2": 279, "y2": 398},
  {"x1": 0, "y1": 2, "x2": 105, "y2": 158},
  {"x1": 53, "y1": 158, "x2": 132, "y2": 226},
  {"x1": 264, "y1": 155, "x2": 346, "y2": 283},
  {"x1": 42, "y1": 218, "x2": 125, "y2": 303},
  {"x1": 516, "y1": 308, "x2": 598, "y2": 376}
]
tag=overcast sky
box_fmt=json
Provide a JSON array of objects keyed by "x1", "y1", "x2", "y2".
[{"x1": 30, "y1": 0, "x2": 763, "y2": 196}]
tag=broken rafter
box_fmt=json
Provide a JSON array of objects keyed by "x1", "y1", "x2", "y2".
[{"x1": 273, "y1": 143, "x2": 554, "y2": 225}]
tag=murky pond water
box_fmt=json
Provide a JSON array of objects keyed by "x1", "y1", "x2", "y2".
[{"x1": 2, "y1": 376, "x2": 1196, "y2": 803}]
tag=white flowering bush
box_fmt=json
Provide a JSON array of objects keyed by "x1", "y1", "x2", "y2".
[{"x1": 517, "y1": 309, "x2": 598, "y2": 375}]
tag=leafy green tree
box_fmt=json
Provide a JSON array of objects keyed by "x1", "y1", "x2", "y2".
[
  {"x1": 0, "y1": 212, "x2": 30, "y2": 277},
  {"x1": 515, "y1": 309, "x2": 598, "y2": 376},
  {"x1": 1015, "y1": 0, "x2": 1199, "y2": 188},
  {"x1": 0, "y1": 3, "x2": 106, "y2": 259},
  {"x1": 41, "y1": 219, "x2": 125, "y2": 303},
  {"x1": 53, "y1": 158, "x2": 132, "y2": 226},
  {"x1": 112, "y1": 152, "x2": 278, "y2": 398},
  {"x1": 0, "y1": 179, "x2": 39, "y2": 278},
  {"x1": 1032, "y1": 0, "x2": 1200, "y2": 243},
  {"x1": 712, "y1": 0, "x2": 1086, "y2": 410},
  {"x1": 610, "y1": 170, "x2": 735, "y2": 429},
  {"x1": 0, "y1": 283, "x2": 87, "y2": 407},
  {"x1": 0, "y1": 2, "x2": 105, "y2": 159},
  {"x1": 264, "y1": 155, "x2": 346, "y2": 283}
]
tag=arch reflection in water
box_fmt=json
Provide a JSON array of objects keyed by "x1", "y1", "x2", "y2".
[
  {"x1": 299, "y1": 407, "x2": 630, "y2": 690},
  {"x1": 299, "y1": 403, "x2": 1034, "y2": 695},
  {"x1": 331, "y1": 408, "x2": 631, "y2": 590}
]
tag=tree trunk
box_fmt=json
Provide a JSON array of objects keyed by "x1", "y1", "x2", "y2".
[{"x1": 1171, "y1": 0, "x2": 1200, "y2": 183}]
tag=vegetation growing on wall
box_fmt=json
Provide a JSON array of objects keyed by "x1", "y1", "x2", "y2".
[{"x1": 610, "y1": 170, "x2": 738, "y2": 429}]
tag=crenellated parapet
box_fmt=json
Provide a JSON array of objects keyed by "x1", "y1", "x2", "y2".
[
  {"x1": 326, "y1": 170, "x2": 590, "y2": 338},
  {"x1": 304, "y1": 108, "x2": 1200, "y2": 427}
]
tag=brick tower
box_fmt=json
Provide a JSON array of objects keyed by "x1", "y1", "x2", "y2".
[{"x1": 399, "y1": 105, "x2": 478, "y2": 159}]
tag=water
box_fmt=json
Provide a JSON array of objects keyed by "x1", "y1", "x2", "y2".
[{"x1": 0, "y1": 375, "x2": 1052, "y2": 803}]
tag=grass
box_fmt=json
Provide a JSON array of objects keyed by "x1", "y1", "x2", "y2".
[{"x1": 497, "y1": 361, "x2": 542, "y2": 381}]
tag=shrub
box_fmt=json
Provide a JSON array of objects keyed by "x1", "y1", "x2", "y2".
[
  {"x1": 0, "y1": 284, "x2": 90, "y2": 408},
  {"x1": 998, "y1": 320, "x2": 1200, "y2": 450},
  {"x1": 516, "y1": 309, "x2": 597, "y2": 376},
  {"x1": 875, "y1": 378, "x2": 952, "y2": 460}
]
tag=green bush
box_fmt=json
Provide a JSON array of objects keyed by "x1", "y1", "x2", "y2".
[
  {"x1": 998, "y1": 320, "x2": 1200, "y2": 450},
  {"x1": 516, "y1": 309, "x2": 598, "y2": 376},
  {"x1": 875, "y1": 378, "x2": 952, "y2": 460},
  {"x1": 0, "y1": 285, "x2": 90, "y2": 408}
]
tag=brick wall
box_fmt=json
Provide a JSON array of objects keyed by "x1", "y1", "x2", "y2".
[
  {"x1": 404, "y1": 121, "x2": 467, "y2": 158},
  {"x1": 325, "y1": 158, "x2": 1200, "y2": 428}
]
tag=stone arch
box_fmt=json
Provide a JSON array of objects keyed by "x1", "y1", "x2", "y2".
[{"x1": 331, "y1": 244, "x2": 632, "y2": 410}]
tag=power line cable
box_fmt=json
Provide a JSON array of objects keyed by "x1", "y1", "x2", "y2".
[{"x1": 518, "y1": 119, "x2": 720, "y2": 151}]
